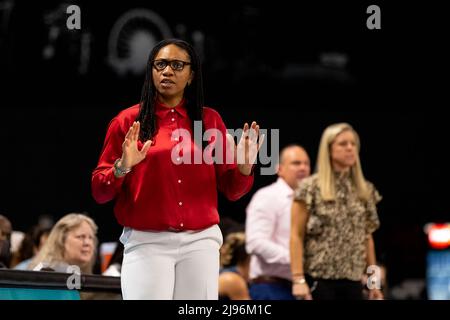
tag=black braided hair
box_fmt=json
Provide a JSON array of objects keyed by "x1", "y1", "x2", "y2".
[{"x1": 136, "y1": 39, "x2": 204, "y2": 145}]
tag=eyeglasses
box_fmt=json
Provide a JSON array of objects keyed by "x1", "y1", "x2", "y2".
[{"x1": 152, "y1": 59, "x2": 191, "y2": 71}]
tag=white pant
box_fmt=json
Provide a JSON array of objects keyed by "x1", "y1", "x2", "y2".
[{"x1": 120, "y1": 224, "x2": 223, "y2": 300}]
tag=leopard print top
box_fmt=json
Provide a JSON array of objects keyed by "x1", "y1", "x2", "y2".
[{"x1": 294, "y1": 172, "x2": 381, "y2": 281}]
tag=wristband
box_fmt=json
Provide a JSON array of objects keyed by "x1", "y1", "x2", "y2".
[{"x1": 114, "y1": 158, "x2": 131, "y2": 177}]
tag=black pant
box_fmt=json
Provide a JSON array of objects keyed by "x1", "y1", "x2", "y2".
[{"x1": 306, "y1": 275, "x2": 364, "y2": 300}]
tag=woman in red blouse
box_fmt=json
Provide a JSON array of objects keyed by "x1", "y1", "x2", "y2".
[{"x1": 92, "y1": 39, "x2": 263, "y2": 299}]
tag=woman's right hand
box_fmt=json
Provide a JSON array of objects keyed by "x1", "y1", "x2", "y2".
[
  {"x1": 293, "y1": 282, "x2": 313, "y2": 300},
  {"x1": 119, "y1": 121, "x2": 152, "y2": 169}
]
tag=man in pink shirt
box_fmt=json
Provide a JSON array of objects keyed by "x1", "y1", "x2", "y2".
[{"x1": 245, "y1": 144, "x2": 310, "y2": 299}]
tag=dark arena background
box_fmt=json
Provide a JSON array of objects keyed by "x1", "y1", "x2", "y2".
[{"x1": 0, "y1": 1, "x2": 448, "y2": 301}]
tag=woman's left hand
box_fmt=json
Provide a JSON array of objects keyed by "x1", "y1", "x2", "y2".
[{"x1": 234, "y1": 121, "x2": 265, "y2": 176}]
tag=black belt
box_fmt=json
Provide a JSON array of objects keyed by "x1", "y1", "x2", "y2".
[{"x1": 250, "y1": 276, "x2": 292, "y2": 287}]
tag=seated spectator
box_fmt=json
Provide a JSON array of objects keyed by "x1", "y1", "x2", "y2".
[
  {"x1": 28, "y1": 213, "x2": 98, "y2": 274},
  {"x1": 13, "y1": 225, "x2": 51, "y2": 270},
  {"x1": 219, "y1": 232, "x2": 251, "y2": 300},
  {"x1": 0, "y1": 214, "x2": 12, "y2": 268}
]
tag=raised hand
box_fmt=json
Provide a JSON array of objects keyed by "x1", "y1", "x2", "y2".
[
  {"x1": 119, "y1": 121, "x2": 152, "y2": 170},
  {"x1": 235, "y1": 121, "x2": 265, "y2": 176}
]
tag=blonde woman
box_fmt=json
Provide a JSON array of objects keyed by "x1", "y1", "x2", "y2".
[
  {"x1": 290, "y1": 123, "x2": 383, "y2": 300},
  {"x1": 28, "y1": 213, "x2": 97, "y2": 274}
]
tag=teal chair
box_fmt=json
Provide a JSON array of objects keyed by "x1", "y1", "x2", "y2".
[{"x1": 0, "y1": 287, "x2": 80, "y2": 300}]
